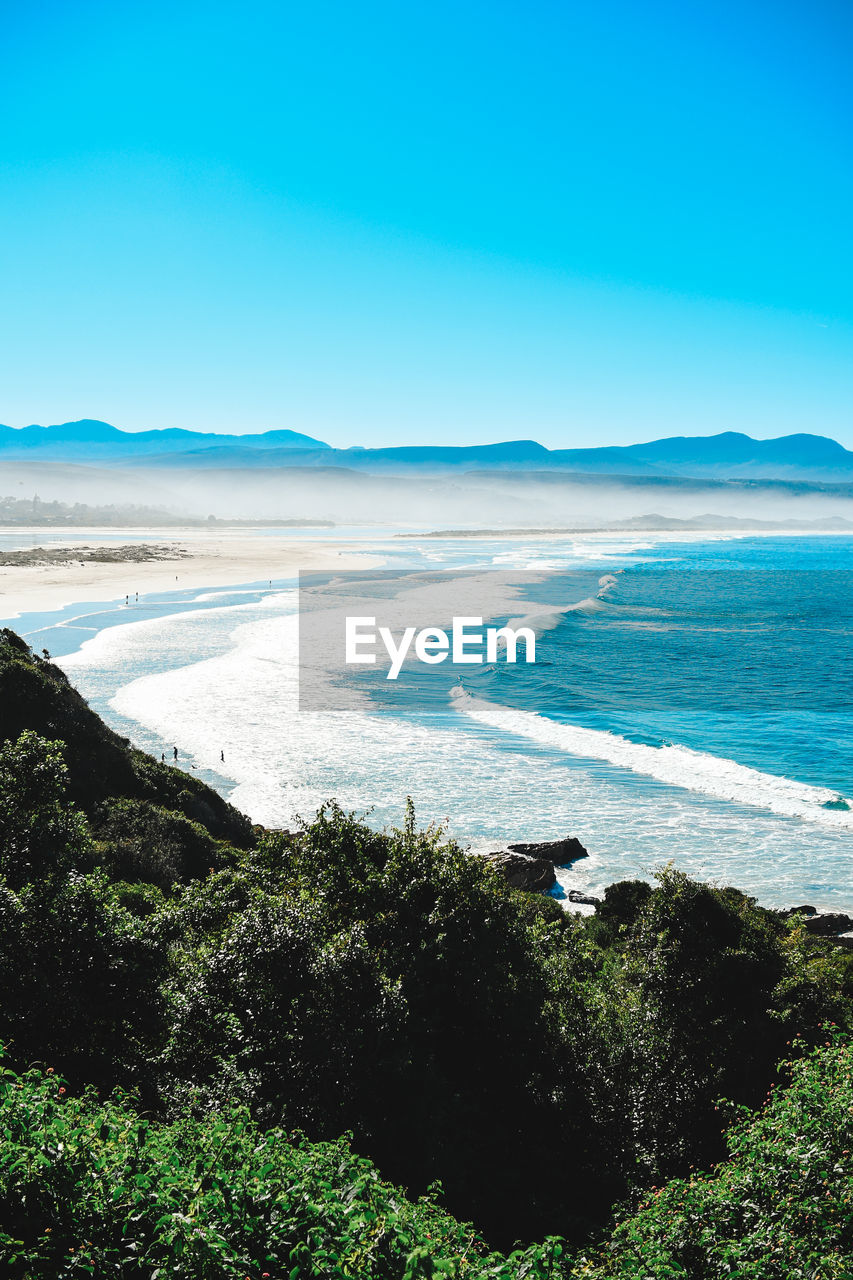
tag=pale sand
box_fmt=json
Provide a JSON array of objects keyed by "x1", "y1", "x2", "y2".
[{"x1": 0, "y1": 528, "x2": 384, "y2": 622}]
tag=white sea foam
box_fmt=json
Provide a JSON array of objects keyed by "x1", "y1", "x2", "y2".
[
  {"x1": 452, "y1": 689, "x2": 853, "y2": 831},
  {"x1": 52, "y1": 596, "x2": 850, "y2": 914},
  {"x1": 53, "y1": 530, "x2": 853, "y2": 912}
]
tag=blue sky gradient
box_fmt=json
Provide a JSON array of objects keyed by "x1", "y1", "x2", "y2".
[{"x1": 2, "y1": 0, "x2": 852, "y2": 446}]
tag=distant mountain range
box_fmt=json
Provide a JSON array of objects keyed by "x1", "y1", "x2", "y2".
[
  {"x1": 2, "y1": 420, "x2": 853, "y2": 483},
  {"x1": 0, "y1": 420, "x2": 329, "y2": 458}
]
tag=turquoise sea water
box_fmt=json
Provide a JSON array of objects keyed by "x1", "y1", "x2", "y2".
[
  {"x1": 5, "y1": 531, "x2": 852, "y2": 912},
  {"x1": 361, "y1": 535, "x2": 853, "y2": 806}
]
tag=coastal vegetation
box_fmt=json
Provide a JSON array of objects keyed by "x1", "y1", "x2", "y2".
[
  {"x1": 0, "y1": 544, "x2": 190, "y2": 569},
  {"x1": 0, "y1": 628, "x2": 850, "y2": 1276}
]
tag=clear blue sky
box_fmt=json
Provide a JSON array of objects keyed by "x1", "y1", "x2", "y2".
[{"x1": 2, "y1": 0, "x2": 852, "y2": 447}]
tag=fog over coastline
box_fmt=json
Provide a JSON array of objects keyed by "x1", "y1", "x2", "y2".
[{"x1": 3, "y1": 458, "x2": 853, "y2": 529}]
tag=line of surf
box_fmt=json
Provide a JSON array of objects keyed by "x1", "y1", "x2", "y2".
[{"x1": 451, "y1": 688, "x2": 853, "y2": 830}]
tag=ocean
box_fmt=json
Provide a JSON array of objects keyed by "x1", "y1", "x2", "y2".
[{"x1": 7, "y1": 530, "x2": 852, "y2": 913}]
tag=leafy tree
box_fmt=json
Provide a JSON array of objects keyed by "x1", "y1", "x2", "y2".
[
  {"x1": 0, "y1": 731, "x2": 90, "y2": 888},
  {"x1": 160, "y1": 805, "x2": 597, "y2": 1245},
  {"x1": 1, "y1": 639, "x2": 852, "y2": 1262},
  {"x1": 575, "y1": 868, "x2": 851, "y2": 1187},
  {"x1": 0, "y1": 733, "x2": 167, "y2": 1091},
  {"x1": 93, "y1": 796, "x2": 228, "y2": 886},
  {"x1": 573, "y1": 1035, "x2": 853, "y2": 1279}
]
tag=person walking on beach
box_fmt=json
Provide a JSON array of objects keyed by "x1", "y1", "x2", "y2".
[
  {"x1": 173, "y1": 746, "x2": 178, "y2": 762},
  {"x1": 220, "y1": 749, "x2": 225, "y2": 762}
]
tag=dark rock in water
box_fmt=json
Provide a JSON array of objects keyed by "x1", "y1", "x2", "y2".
[
  {"x1": 803, "y1": 912, "x2": 853, "y2": 936},
  {"x1": 483, "y1": 851, "x2": 557, "y2": 892},
  {"x1": 482, "y1": 835, "x2": 589, "y2": 892},
  {"x1": 565, "y1": 890, "x2": 601, "y2": 906},
  {"x1": 834, "y1": 932, "x2": 853, "y2": 951},
  {"x1": 507, "y1": 836, "x2": 589, "y2": 865},
  {"x1": 779, "y1": 906, "x2": 853, "y2": 937}
]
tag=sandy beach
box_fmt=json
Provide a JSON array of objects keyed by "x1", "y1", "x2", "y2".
[{"x1": 0, "y1": 528, "x2": 383, "y2": 622}]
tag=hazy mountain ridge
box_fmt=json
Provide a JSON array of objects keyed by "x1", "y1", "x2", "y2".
[
  {"x1": 0, "y1": 419, "x2": 330, "y2": 458},
  {"x1": 3, "y1": 421, "x2": 853, "y2": 482}
]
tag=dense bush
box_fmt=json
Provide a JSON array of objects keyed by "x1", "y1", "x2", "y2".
[
  {"x1": 159, "y1": 804, "x2": 596, "y2": 1244},
  {"x1": 0, "y1": 729, "x2": 91, "y2": 888},
  {"x1": 0, "y1": 723, "x2": 850, "y2": 1250},
  {"x1": 573, "y1": 868, "x2": 851, "y2": 1189},
  {"x1": 93, "y1": 797, "x2": 232, "y2": 886},
  {"x1": 0, "y1": 1057, "x2": 567, "y2": 1279},
  {"x1": 0, "y1": 732, "x2": 167, "y2": 1090},
  {"x1": 572, "y1": 1035, "x2": 853, "y2": 1278}
]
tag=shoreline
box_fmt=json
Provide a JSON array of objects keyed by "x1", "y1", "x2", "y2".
[
  {"x1": 2, "y1": 521, "x2": 846, "y2": 623},
  {"x1": 0, "y1": 527, "x2": 384, "y2": 623},
  {"x1": 4, "y1": 526, "x2": 850, "y2": 918}
]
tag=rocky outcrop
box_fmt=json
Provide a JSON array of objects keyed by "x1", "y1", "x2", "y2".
[
  {"x1": 506, "y1": 836, "x2": 589, "y2": 865},
  {"x1": 565, "y1": 889, "x2": 601, "y2": 906},
  {"x1": 780, "y1": 905, "x2": 853, "y2": 940},
  {"x1": 803, "y1": 912, "x2": 853, "y2": 936},
  {"x1": 483, "y1": 851, "x2": 557, "y2": 892},
  {"x1": 482, "y1": 834, "x2": 590, "y2": 893}
]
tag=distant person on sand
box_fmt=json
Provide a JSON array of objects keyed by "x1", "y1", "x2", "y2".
[
  {"x1": 220, "y1": 749, "x2": 225, "y2": 762},
  {"x1": 173, "y1": 746, "x2": 178, "y2": 761}
]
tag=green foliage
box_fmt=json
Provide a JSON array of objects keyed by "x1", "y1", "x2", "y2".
[
  {"x1": 0, "y1": 630, "x2": 253, "y2": 846},
  {"x1": 160, "y1": 803, "x2": 590, "y2": 1245},
  {"x1": 569, "y1": 867, "x2": 852, "y2": 1190},
  {"x1": 0, "y1": 1056, "x2": 567, "y2": 1279},
  {"x1": 0, "y1": 732, "x2": 170, "y2": 1089},
  {"x1": 94, "y1": 797, "x2": 230, "y2": 887},
  {"x1": 0, "y1": 864, "x2": 167, "y2": 1091},
  {"x1": 593, "y1": 879, "x2": 653, "y2": 937},
  {"x1": 571, "y1": 1035, "x2": 853, "y2": 1278},
  {"x1": 0, "y1": 730, "x2": 91, "y2": 888}
]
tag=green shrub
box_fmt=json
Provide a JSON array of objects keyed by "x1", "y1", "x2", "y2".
[
  {"x1": 160, "y1": 804, "x2": 595, "y2": 1246},
  {"x1": 0, "y1": 730, "x2": 91, "y2": 888},
  {"x1": 0, "y1": 632, "x2": 253, "y2": 846},
  {"x1": 572, "y1": 1034, "x2": 853, "y2": 1278},
  {"x1": 0, "y1": 1055, "x2": 567, "y2": 1279},
  {"x1": 94, "y1": 797, "x2": 226, "y2": 887},
  {"x1": 571, "y1": 868, "x2": 852, "y2": 1189}
]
